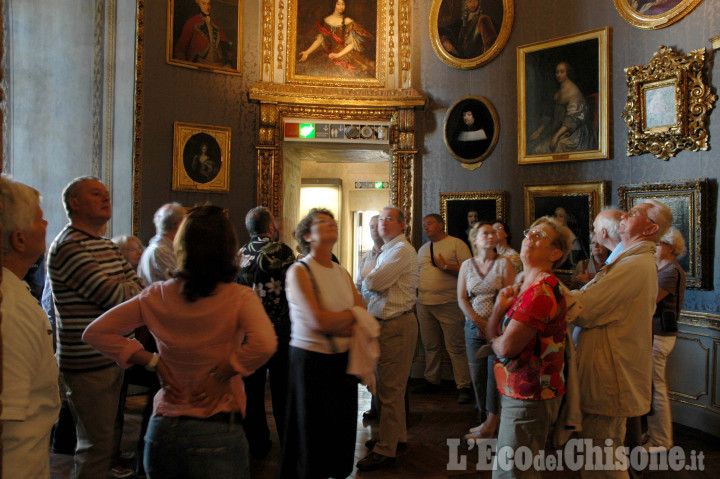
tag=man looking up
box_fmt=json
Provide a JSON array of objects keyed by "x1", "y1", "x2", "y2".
[
  {"x1": 569, "y1": 199, "x2": 672, "y2": 478},
  {"x1": 138, "y1": 202, "x2": 185, "y2": 285},
  {"x1": 48, "y1": 176, "x2": 144, "y2": 479},
  {"x1": 357, "y1": 206, "x2": 419, "y2": 471}
]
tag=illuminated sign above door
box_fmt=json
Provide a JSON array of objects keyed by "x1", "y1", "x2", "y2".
[{"x1": 284, "y1": 119, "x2": 390, "y2": 144}]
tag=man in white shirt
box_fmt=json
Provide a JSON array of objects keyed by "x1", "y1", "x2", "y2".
[
  {"x1": 358, "y1": 206, "x2": 419, "y2": 471},
  {"x1": 0, "y1": 175, "x2": 60, "y2": 478},
  {"x1": 138, "y1": 202, "x2": 185, "y2": 284},
  {"x1": 569, "y1": 200, "x2": 672, "y2": 478},
  {"x1": 415, "y1": 214, "x2": 473, "y2": 403},
  {"x1": 356, "y1": 214, "x2": 383, "y2": 296}
]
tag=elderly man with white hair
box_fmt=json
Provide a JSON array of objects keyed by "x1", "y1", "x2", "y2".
[
  {"x1": 569, "y1": 199, "x2": 673, "y2": 478},
  {"x1": 138, "y1": 202, "x2": 185, "y2": 285},
  {"x1": 0, "y1": 175, "x2": 60, "y2": 478}
]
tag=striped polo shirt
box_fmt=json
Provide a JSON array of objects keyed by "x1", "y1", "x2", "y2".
[{"x1": 48, "y1": 225, "x2": 144, "y2": 372}]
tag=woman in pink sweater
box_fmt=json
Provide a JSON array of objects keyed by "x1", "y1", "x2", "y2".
[{"x1": 84, "y1": 205, "x2": 277, "y2": 478}]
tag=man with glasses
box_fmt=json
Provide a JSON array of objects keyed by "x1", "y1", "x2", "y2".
[
  {"x1": 357, "y1": 206, "x2": 419, "y2": 471},
  {"x1": 569, "y1": 200, "x2": 672, "y2": 478}
]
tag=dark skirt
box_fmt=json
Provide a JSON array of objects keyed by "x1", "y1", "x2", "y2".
[{"x1": 279, "y1": 346, "x2": 358, "y2": 479}]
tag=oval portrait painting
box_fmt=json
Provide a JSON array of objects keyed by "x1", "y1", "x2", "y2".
[
  {"x1": 430, "y1": 0, "x2": 514, "y2": 70},
  {"x1": 183, "y1": 133, "x2": 222, "y2": 184},
  {"x1": 444, "y1": 95, "x2": 499, "y2": 165}
]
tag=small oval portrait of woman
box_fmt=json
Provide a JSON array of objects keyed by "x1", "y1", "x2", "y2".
[
  {"x1": 183, "y1": 133, "x2": 222, "y2": 184},
  {"x1": 444, "y1": 96, "x2": 499, "y2": 164}
]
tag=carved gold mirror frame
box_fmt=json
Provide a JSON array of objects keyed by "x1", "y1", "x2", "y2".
[{"x1": 622, "y1": 45, "x2": 717, "y2": 160}]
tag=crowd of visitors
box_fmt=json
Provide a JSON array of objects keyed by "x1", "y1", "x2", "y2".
[{"x1": 0, "y1": 172, "x2": 685, "y2": 478}]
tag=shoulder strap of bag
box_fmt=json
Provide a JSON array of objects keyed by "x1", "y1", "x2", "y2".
[
  {"x1": 299, "y1": 260, "x2": 338, "y2": 353},
  {"x1": 430, "y1": 242, "x2": 438, "y2": 268}
]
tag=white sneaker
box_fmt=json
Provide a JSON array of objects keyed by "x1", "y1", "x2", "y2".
[
  {"x1": 468, "y1": 423, "x2": 484, "y2": 434},
  {"x1": 464, "y1": 429, "x2": 495, "y2": 446}
]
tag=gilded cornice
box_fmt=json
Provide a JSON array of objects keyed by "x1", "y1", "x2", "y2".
[{"x1": 248, "y1": 82, "x2": 426, "y2": 109}]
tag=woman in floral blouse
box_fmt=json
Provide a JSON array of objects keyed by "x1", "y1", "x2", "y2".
[{"x1": 487, "y1": 216, "x2": 572, "y2": 478}]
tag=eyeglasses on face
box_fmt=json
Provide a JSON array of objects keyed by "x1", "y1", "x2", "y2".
[{"x1": 523, "y1": 228, "x2": 552, "y2": 242}]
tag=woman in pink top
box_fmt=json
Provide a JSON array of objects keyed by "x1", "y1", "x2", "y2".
[{"x1": 84, "y1": 205, "x2": 277, "y2": 478}]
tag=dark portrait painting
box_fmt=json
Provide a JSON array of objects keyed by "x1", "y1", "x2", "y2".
[
  {"x1": 533, "y1": 196, "x2": 591, "y2": 270},
  {"x1": 436, "y1": 0, "x2": 504, "y2": 60},
  {"x1": 168, "y1": 0, "x2": 241, "y2": 75},
  {"x1": 524, "y1": 39, "x2": 600, "y2": 157},
  {"x1": 183, "y1": 133, "x2": 222, "y2": 184},
  {"x1": 444, "y1": 96, "x2": 498, "y2": 163},
  {"x1": 293, "y1": 0, "x2": 378, "y2": 79},
  {"x1": 446, "y1": 199, "x2": 499, "y2": 245}
]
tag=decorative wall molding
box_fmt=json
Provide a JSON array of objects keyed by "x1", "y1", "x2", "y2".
[{"x1": 131, "y1": 0, "x2": 145, "y2": 237}]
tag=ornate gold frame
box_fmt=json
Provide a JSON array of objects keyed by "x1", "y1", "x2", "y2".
[
  {"x1": 248, "y1": 83, "x2": 425, "y2": 241},
  {"x1": 166, "y1": 0, "x2": 243, "y2": 76},
  {"x1": 621, "y1": 46, "x2": 716, "y2": 160},
  {"x1": 439, "y1": 191, "x2": 507, "y2": 238},
  {"x1": 286, "y1": 0, "x2": 386, "y2": 87},
  {"x1": 618, "y1": 178, "x2": 710, "y2": 290},
  {"x1": 443, "y1": 95, "x2": 499, "y2": 170},
  {"x1": 613, "y1": 0, "x2": 704, "y2": 30},
  {"x1": 131, "y1": 0, "x2": 145, "y2": 237},
  {"x1": 517, "y1": 27, "x2": 609, "y2": 165},
  {"x1": 429, "y1": 0, "x2": 514, "y2": 70},
  {"x1": 523, "y1": 180, "x2": 608, "y2": 278},
  {"x1": 172, "y1": 122, "x2": 231, "y2": 192}
]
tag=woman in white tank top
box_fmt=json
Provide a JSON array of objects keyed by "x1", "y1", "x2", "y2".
[{"x1": 279, "y1": 208, "x2": 365, "y2": 479}]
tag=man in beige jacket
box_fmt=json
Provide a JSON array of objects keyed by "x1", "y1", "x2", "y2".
[{"x1": 569, "y1": 199, "x2": 672, "y2": 478}]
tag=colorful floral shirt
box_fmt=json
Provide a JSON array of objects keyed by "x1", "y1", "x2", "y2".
[
  {"x1": 237, "y1": 236, "x2": 295, "y2": 341},
  {"x1": 494, "y1": 272, "x2": 567, "y2": 400}
]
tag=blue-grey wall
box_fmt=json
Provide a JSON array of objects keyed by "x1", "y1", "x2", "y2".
[{"x1": 414, "y1": 0, "x2": 720, "y2": 309}]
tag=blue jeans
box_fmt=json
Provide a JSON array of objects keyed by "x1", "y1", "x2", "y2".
[
  {"x1": 144, "y1": 414, "x2": 249, "y2": 479},
  {"x1": 465, "y1": 320, "x2": 499, "y2": 415}
]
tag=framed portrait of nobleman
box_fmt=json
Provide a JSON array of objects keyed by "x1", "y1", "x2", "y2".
[
  {"x1": 429, "y1": 0, "x2": 515, "y2": 70},
  {"x1": 167, "y1": 0, "x2": 243, "y2": 76},
  {"x1": 172, "y1": 122, "x2": 231, "y2": 192}
]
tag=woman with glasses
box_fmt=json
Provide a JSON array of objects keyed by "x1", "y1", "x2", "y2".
[
  {"x1": 492, "y1": 219, "x2": 522, "y2": 274},
  {"x1": 645, "y1": 227, "x2": 686, "y2": 451},
  {"x1": 458, "y1": 222, "x2": 515, "y2": 442},
  {"x1": 280, "y1": 208, "x2": 366, "y2": 479},
  {"x1": 486, "y1": 216, "x2": 572, "y2": 478},
  {"x1": 84, "y1": 206, "x2": 277, "y2": 478}
]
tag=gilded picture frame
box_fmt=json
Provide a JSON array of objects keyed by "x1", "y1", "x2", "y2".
[
  {"x1": 443, "y1": 95, "x2": 499, "y2": 169},
  {"x1": 621, "y1": 45, "x2": 716, "y2": 160},
  {"x1": 618, "y1": 178, "x2": 710, "y2": 289},
  {"x1": 429, "y1": 0, "x2": 514, "y2": 70},
  {"x1": 166, "y1": 0, "x2": 243, "y2": 76},
  {"x1": 613, "y1": 0, "x2": 704, "y2": 30},
  {"x1": 524, "y1": 181, "x2": 608, "y2": 278},
  {"x1": 517, "y1": 27, "x2": 609, "y2": 165},
  {"x1": 172, "y1": 121, "x2": 231, "y2": 192},
  {"x1": 440, "y1": 191, "x2": 506, "y2": 248},
  {"x1": 287, "y1": 0, "x2": 386, "y2": 87}
]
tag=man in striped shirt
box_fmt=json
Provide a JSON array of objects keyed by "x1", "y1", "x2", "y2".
[{"x1": 48, "y1": 176, "x2": 144, "y2": 479}]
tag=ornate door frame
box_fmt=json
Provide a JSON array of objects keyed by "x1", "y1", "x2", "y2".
[{"x1": 248, "y1": 83, "x2": 425, "y2": 241}]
